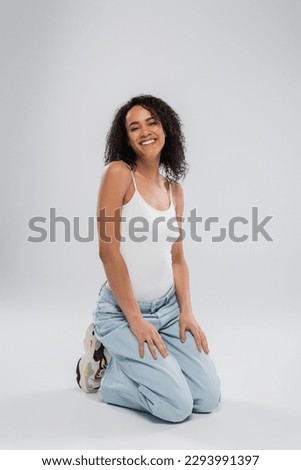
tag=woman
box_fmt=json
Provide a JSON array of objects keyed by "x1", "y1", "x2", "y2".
[{"x1": 76, "y1": 95, "x2": 221, "y2": 423}]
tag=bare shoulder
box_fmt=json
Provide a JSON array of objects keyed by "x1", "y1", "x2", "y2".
[
  {"x1": 97, "y1": 161, "x2": 133, "y2": 212},
  {"x1": 103, "y1": 160, "x2": 132, "y2": 178},
  {"x1": 101, "y1": 161, "x2": 132, "y2": 189}
]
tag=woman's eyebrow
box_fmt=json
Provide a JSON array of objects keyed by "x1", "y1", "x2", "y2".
[{"x1": 128, "y1": 116, "x2": 157, "y2": 127}]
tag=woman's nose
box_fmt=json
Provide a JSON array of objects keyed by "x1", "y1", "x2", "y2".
[{"x1": 140, "y1": 126, "x2": 151, "y2": 138}]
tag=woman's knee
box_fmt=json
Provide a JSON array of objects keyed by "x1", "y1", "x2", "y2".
[
  {"x1": 139, "y1": 382, "x2": 194, "y2": 423},
  {"x1": 155, "y1": 391, "x2": 194, "y2": 423},
  {"x1": 193, "y1": 377, "x2": 221, "y2": 413}
]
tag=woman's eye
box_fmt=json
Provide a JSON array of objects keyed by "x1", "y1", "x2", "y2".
[{"x1": 130, "y1": 121, "x2": 158, "y2": 131}]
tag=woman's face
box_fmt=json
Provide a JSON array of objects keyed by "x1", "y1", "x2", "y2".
[{"x1": 125, "y1": 105, "x2": 166, "y2": 161}]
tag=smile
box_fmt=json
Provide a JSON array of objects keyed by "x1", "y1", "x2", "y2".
[{"x1": 141, "y1": 139, "x2": 156, "y2": 146}]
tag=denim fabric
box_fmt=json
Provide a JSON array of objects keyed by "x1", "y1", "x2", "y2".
[{"x1": 93, "y1": 281, "x2": 221, "y2": 423}]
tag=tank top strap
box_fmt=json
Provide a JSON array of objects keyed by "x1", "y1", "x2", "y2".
[
  {"x1": 131, "y1": 171, "x2": 138, "y2": 191},
  {"x1": 168, "y1": 179, "x2": 173, "y2": 206},
  {"x1": 121, "y1": 160, "x2": 137, "y2": 191},
  {"x1": 121, "y1": 160, "x2": 132, "y2": 171}
]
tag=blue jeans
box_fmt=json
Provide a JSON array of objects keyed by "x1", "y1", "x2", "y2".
[{"x1": 93, "y1": 281, "x2": 221, "y2": 423}]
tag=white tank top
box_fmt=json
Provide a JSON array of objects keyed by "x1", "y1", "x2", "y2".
[{"x1": 106, "y1": 163, "x2": 180, "y2": 301}]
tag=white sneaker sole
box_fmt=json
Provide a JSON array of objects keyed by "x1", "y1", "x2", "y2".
[{"x1": 76, "y1": 323, "x2": 109, "y2": 393}]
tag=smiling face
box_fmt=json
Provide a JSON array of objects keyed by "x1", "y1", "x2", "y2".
[{"x1": 125, "y1": 105, "x2": 166, "y2": 161}]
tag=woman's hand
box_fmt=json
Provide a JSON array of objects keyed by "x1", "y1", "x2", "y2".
[
  {"x1": 129, "y1": 317, "x2": 169, "y2": 360},
  {"x1": 179, "y1": 312, "x2": 209, "y2": 354}
]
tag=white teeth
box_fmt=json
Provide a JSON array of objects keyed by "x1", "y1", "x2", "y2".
[{"x1": 141, "y1": 139, "x2": 155, "y2": 145}]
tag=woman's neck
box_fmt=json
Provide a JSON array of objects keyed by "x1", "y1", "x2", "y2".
[{"x1": 134, "y1": 159, "x2": 161, "y2": 183}]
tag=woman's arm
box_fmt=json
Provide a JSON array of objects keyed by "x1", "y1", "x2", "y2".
[
  {"x1": 171, "y1": 182, "x2": 209, "y2": 354},
  {"x1": 97, "y1": 162, "x2": 168, "y2": 360},
  {"x1": 97, "y1": 162, "x2": 141, "y2": 321}
]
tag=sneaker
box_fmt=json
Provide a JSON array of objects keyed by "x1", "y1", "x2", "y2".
[{"x1": 76, "y1": 323, "x2": 109, "y2": 393}]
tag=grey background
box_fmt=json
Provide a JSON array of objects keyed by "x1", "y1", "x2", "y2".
[{"x1": 0, "y1": 0, "x2": 300, "y2": 449}]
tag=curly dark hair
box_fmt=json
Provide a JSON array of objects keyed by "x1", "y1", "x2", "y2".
[{"x1": 104, "y1": 95, "x2": 189, "y2": 182}]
